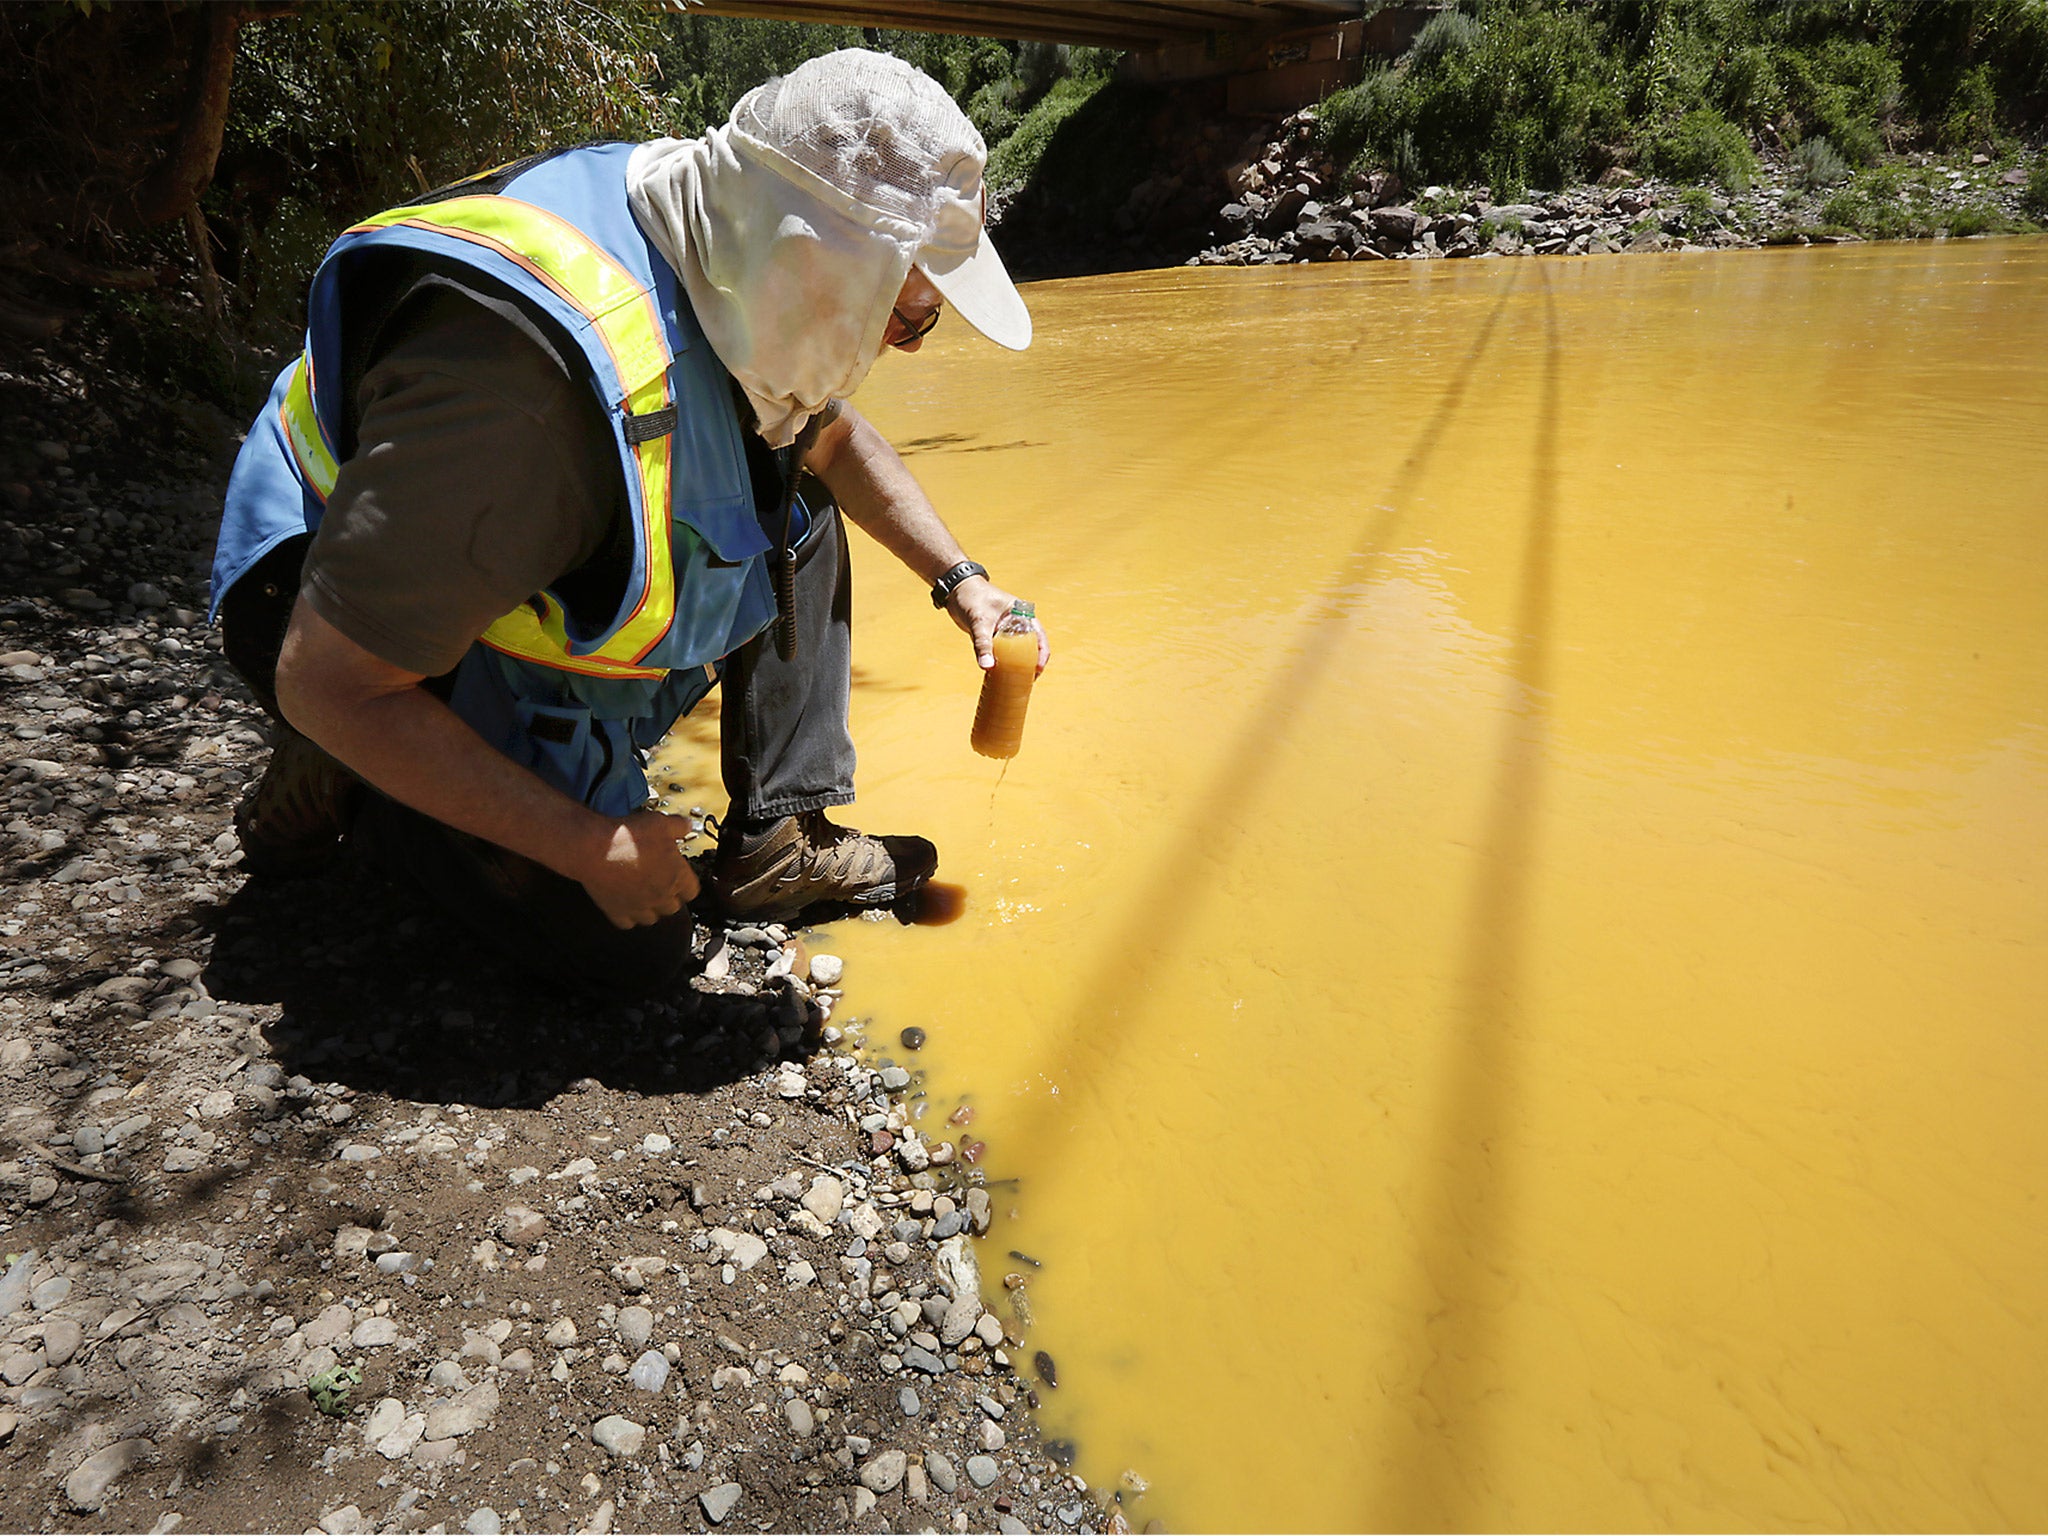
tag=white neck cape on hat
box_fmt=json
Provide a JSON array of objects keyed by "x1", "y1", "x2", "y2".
[{"x1": 627, "y1": 48, "x2": 1031, "y2": 449}]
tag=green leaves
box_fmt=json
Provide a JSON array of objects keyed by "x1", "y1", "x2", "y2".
[{"x1": 306, "y1": 1363, "x2": 363, "y2": 1417}]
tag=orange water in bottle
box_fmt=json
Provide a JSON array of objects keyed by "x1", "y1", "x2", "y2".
[{"x1": 972, "y1": 601, "x2": 1038, "y2": 759}]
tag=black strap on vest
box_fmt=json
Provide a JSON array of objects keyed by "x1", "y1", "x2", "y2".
[{"x1": 622, "y1": 406, "x2": 677, "y2": 444}]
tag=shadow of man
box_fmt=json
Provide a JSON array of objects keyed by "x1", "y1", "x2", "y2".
[{"x1": 201, "y1": 849, "x2": 804, "y2": 1113}]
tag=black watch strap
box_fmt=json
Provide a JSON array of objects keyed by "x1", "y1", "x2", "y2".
[{"x1": 930, "y1": 560, "x2": 988, "y2": 608}]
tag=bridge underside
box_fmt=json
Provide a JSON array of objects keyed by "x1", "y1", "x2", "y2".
[
  {"x1": 677, "y1": 2, "x2": 1357, "y2": 50},
  {"x1": 677, "y1": 2, "x2": 1431, "y2": 113}
]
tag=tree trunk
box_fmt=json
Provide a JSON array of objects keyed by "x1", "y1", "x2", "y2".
[{"x1": 131, "y1": 3, "x2": 246, "y2": 230}]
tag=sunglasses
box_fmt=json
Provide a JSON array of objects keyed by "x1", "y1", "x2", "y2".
[{"x1": 888, "y1": 303, "x2": 942, "y2": 346}]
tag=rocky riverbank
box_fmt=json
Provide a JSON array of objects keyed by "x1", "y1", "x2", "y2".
[
  {"x1": 1186, "y1": 107, "x2": 2044, "y2": 267},
  {"x1": 0, "y1": 350, "x2": 1119, "y2": 1533}
]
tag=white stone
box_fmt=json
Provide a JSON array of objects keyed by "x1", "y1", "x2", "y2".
[
  {"x1": 376, "y1": 1413, "x2": 426, "y2": 1461},
  {"x1": 592, "y1": 1415, "x2": 645, "y2": 1458},
  {"x1": 65, "y1": 1440, "x2": 151, "y2": 1512},
  {"x1": 423, "y1": 1381, "x2": 499, "y2": 1440},
  {"x1": 860, "y1": 1448, "x2": 908, "y2": 1492},
  {"x1": 628, "y1": 1351, "x2": 669, "y2": 1393},
  {"x1": 302, "y1": 1304, "x2": 354, "y2": 1349},
  {"x1": 708, "y1": 1228, "x2": 768, "y2": 1271},
  {"x1": 800, "y1": 1175, "x2": 845, "y2": 1225},
  {"x1": 700, "y1": 1483, "x2": 743, "y2": 1524},
  {"x1": 939, "y1": 1296, "x2": 981, "y2": 1346},
  {"x1": 363, "y1": 1397, "x2": 405, "y2": 1444},
  {"x1": 808, "y1": 954, "x2": 844, "y2": 987},
  {"x1": 41, "y1": 1317, "x2": 83, "y2": 1367},
  {"x1": 616, "y1": 1305, "x2": 654, "y2": 1350}
]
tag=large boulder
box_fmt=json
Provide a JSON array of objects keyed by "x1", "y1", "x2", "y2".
[
  {"x1": 1368, "y1": 205, "x2": 1423, "y2": 243},
  {"x1": 1260, "y1": 184, "x2": 1312, "y2": 234}
]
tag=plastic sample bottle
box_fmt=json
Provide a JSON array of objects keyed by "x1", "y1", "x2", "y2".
[{"x1": 972, "y1": 600, "x2": 1039, "y2": 760}]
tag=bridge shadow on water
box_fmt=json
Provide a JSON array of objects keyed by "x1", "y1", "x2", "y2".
[
  {"x1": 1000, "y1": 261, "x2": 1569, "y2": 1514},
  {"x1": 1364, "y1": 263, "x2": 1563, "y2": 1528}
]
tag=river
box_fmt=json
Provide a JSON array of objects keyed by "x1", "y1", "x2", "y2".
[{"x1": 656, "y1": 240, "x2": 2048, "y2": 1531}]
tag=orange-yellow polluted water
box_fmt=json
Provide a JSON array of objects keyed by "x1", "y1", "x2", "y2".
[{"x1": 653, "y1": 240, "x2": 2048, "y2": 1531}]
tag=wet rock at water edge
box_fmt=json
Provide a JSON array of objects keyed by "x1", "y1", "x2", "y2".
[
  {"x1": 899, "y1": 1026, "x2": 926, "y2": 1051},
  {"x1": 1035, "y1": 1349, "x2": 1059, "y2": 1388}
]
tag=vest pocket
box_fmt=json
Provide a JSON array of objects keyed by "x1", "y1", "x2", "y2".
[{"x1": 511, "y1": 699, "x2": 608, "y2": 805}]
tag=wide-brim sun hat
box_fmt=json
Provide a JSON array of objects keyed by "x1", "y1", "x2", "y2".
[{"x1": 731, "y1": 48, "x2": 1033, "y2": 351}]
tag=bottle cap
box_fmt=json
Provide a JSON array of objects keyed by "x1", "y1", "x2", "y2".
[{"x1": 1010, "y1": 599, "x2": 1035, "y2": 619}]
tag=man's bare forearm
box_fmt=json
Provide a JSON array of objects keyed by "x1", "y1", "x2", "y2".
[
  {"x1": 278, "y1": 608, "x2": 614, "y2": 883},
  {"x1": 810, "y1": 402, "x2": 973, "y2": 583},
  {"x1": 809, "y1": 402, "x2": 1046, "y2": 670}
]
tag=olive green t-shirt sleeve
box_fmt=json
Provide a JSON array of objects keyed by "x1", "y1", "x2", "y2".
[{"x1": 300, "y1": 291, "x2": 618, "y2": 678}]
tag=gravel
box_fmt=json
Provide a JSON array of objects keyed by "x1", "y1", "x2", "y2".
[{"x1": 0, "y1": 312, "x2": 1119, "y2": 1534}]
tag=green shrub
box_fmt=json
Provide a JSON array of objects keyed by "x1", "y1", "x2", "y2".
[
  {"x1": 1793, "y1": 135, "x2": 1853, "y2": 190},
  {"x1": 1406, "y1": 9, "x2": 1482, "y2": 73},
  {"x1": 1640, "y1": 106, "x2": 1755, "y2": 189},
  {"x1": 985, "y1": 69, "x2": 1115, "y2": 192},
  {"x1": 1316, "y1": 66, "x2": 1406, "y2": 170},
  {"x1": 1819, "y1": 188, "x2": 1864, "y2": 229},
  {"x1": 1675, "y1": 183, "x2": 1720, "y2": 233},
  {"x1": 1715, "y1": 44, "x2": 1783, "y2": 133},
  {"x1": 967, "y1": 77, "x2": 1021, "y2": 146},
  {"x1": 1939, "y1": 63, "x2": 2005, "y2": 151},
  {"x1": 1778, "y1": 38, "x2": 1899, "y2": 165},
  {"x1": 1943, "y1": 203, "x2": 2009, "y2": 237},
  {"x1": 1320, "y1": 3, "x2": 1626, "y2": 193},
  {"x1": 2026, "y1": 160, "x2": 2048, "y2": 220}
]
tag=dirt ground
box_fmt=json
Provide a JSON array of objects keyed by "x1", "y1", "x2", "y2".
[{"x1": 0, "y1": 341, "x2": 1124, "y2": 1535}]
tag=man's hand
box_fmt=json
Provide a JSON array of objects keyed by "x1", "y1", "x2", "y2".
[
  {"x1": 279, "y1": 602, "x2": 701, "y2": 933},
  {"x1": 945, "y1": 576, "x2": 1050, "y2": 674},
  {"x1": 580, "y1": 809, "x2": 701, "y2": 930}
]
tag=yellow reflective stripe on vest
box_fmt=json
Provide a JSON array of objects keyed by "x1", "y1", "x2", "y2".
[
  {"x1": 480, "y1": 596, "x2": 666, "y2": 681},
  {"x1": 346, "y1": 196, "x2": 679, "y2": 673},
  {"x1": 280, "y1": 353, "x2": 338, "y2": 499}
]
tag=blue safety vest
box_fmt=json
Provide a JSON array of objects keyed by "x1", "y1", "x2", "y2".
[{"x1": 214, "y1": 143, "x2": 810, "y2": 816}]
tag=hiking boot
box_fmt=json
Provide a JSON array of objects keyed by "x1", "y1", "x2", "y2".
[
  {"x1": 707, "y1": 809, "x2": 936, "y2": 922},
  {"x1": 234, "y1": 727, "x2": 361, "y2": 876}
]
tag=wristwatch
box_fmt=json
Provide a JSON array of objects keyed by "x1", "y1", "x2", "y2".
[{"x1": 929, "y1": 560, "x2": 988, "y2": 608}]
